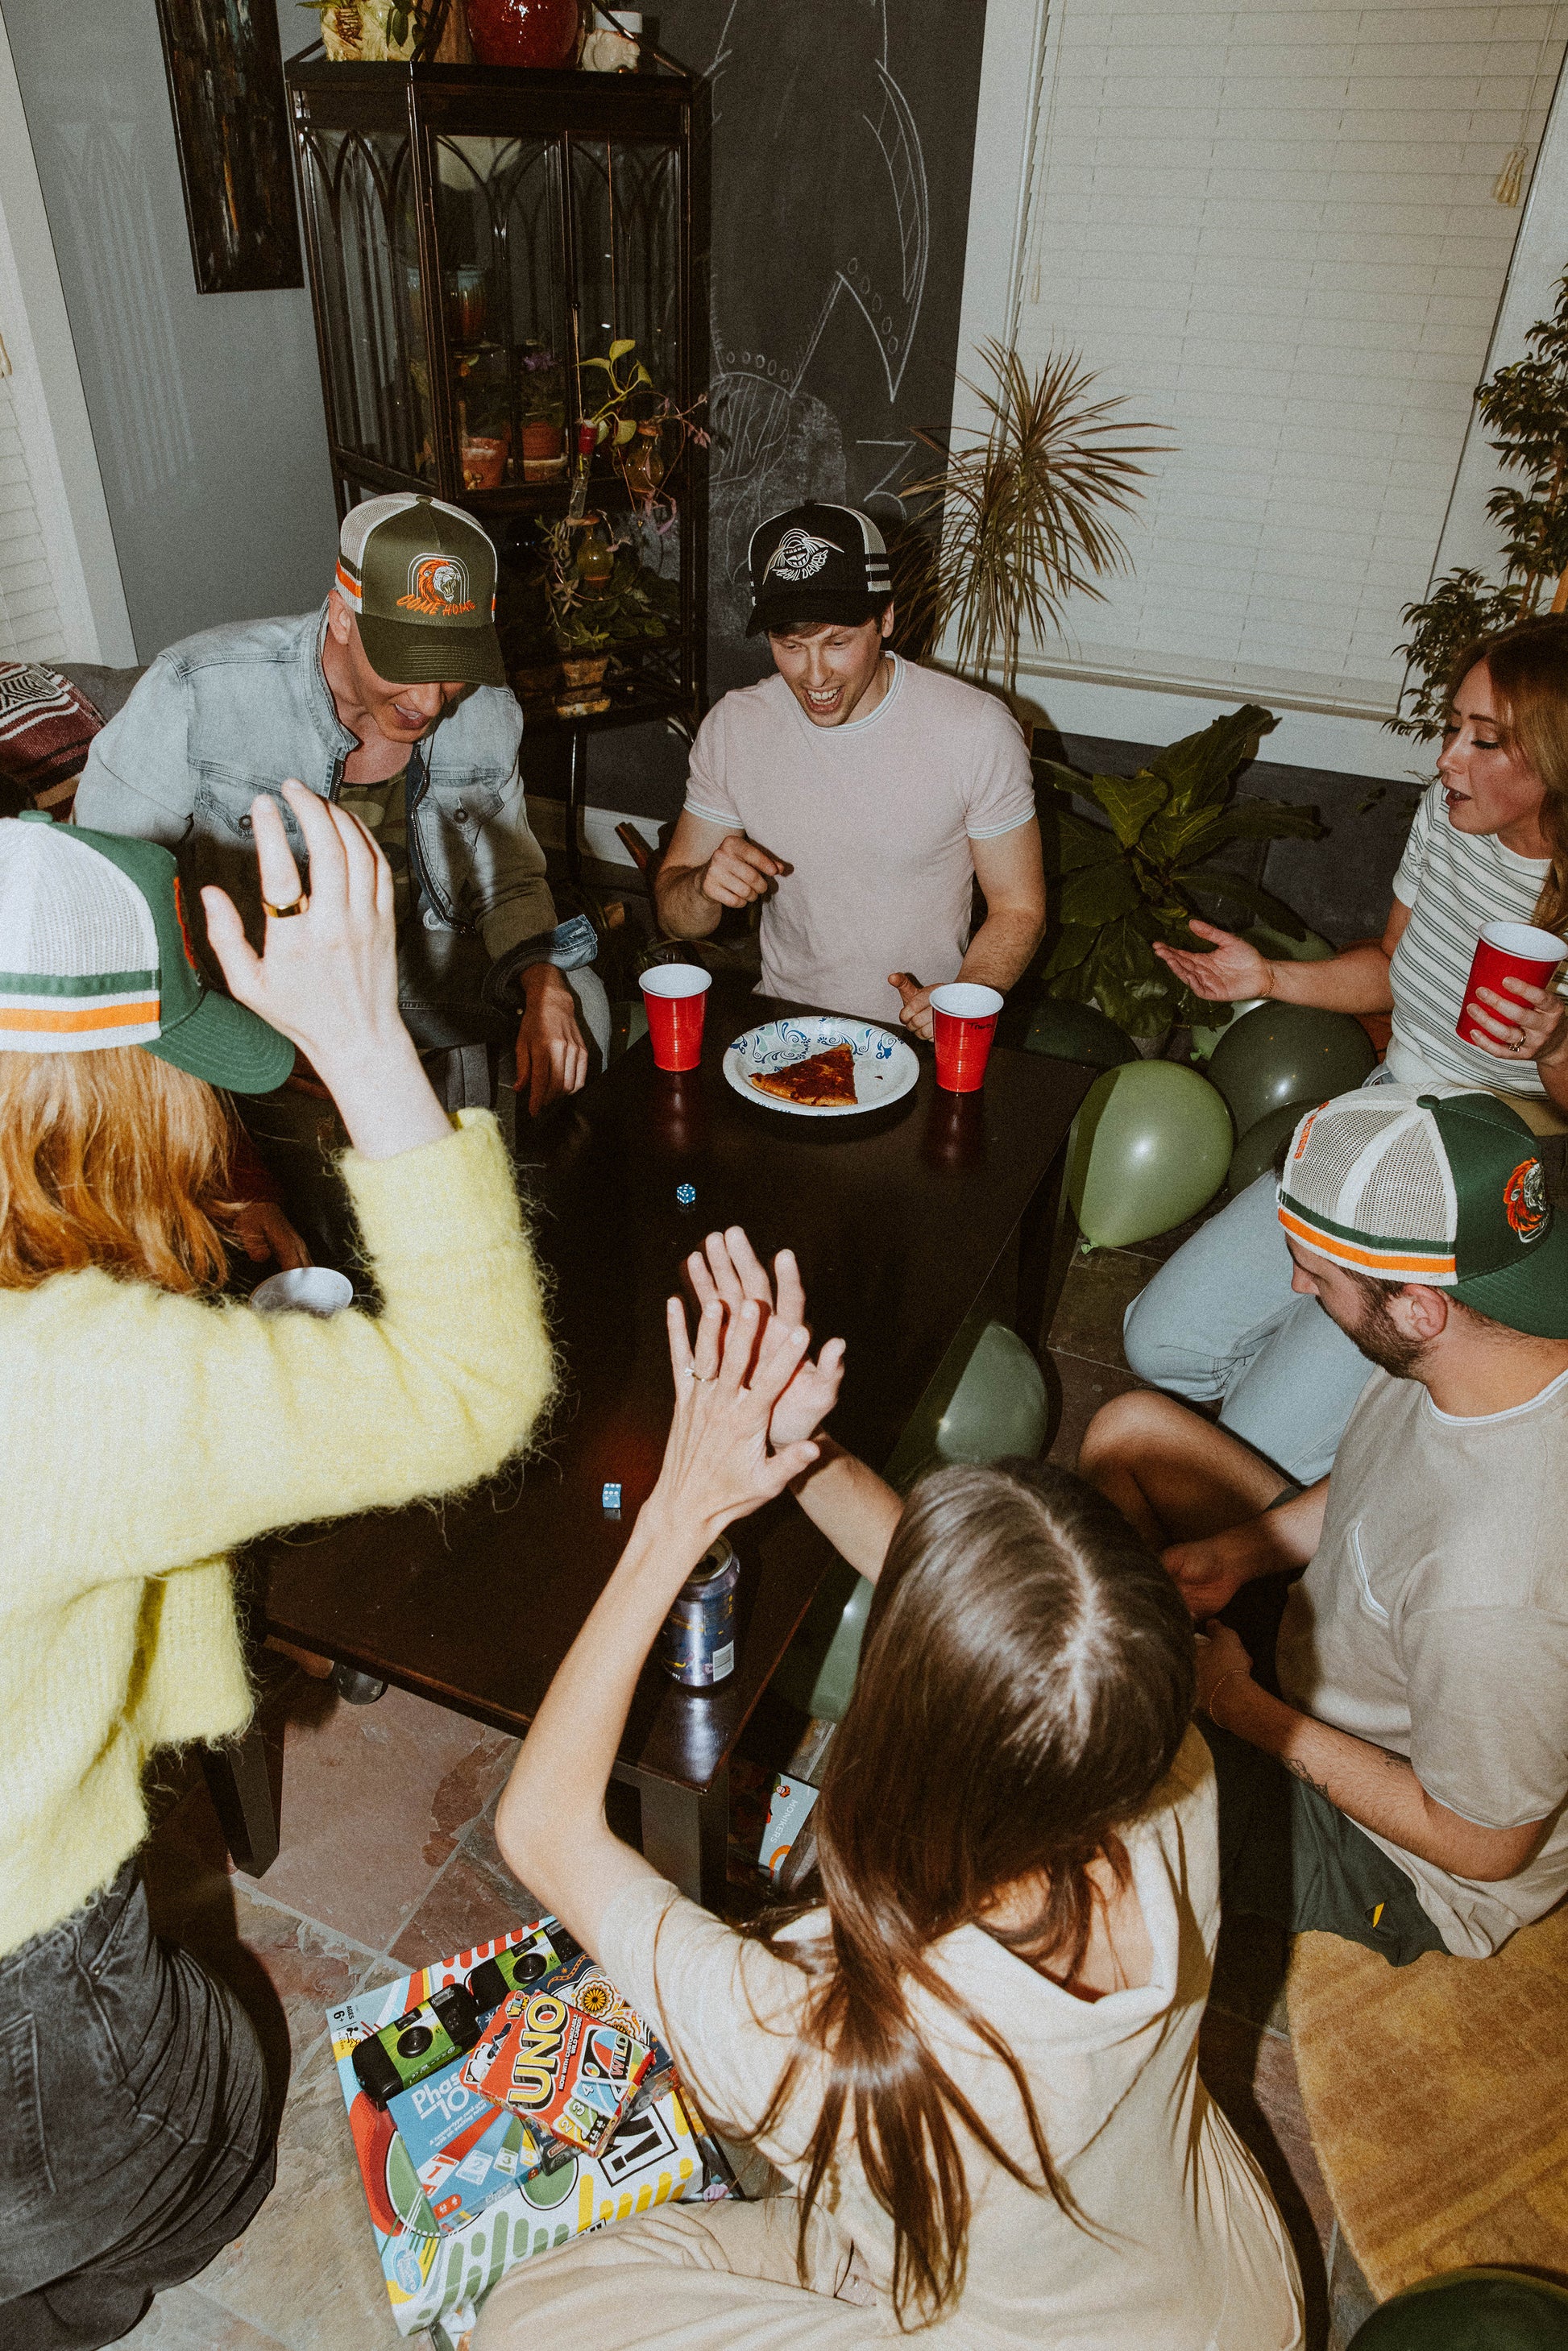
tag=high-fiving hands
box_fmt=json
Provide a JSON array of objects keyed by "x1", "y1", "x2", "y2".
[{"x1": 684, "y1": 1228, "x2": 845, "y2": 1448}]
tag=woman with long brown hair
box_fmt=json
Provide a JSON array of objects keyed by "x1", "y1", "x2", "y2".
[
  {"x1": 481, "y1": 1233, "x2": 1303, "y2": 2349},
  {"x1": 0, "y1": 788, "x2": 551, "y2": 2347},
  {"x1": 1123, "y1": 612, "x2": 1568, "y2": 1483}
]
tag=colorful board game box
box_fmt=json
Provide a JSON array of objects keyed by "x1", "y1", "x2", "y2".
[
  {"x1": 461, "y1": 1988, "x2": 653, "y2": 2157},
  {"x1": 328, "y1": 1919, "x2": 736, "y2": 2345}
]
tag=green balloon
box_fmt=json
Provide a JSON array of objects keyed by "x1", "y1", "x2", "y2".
[
  {"x1": 1349, "y1": 2269, "x2": 1568, "y2": 2349},
  {"x1": 1024, "y1": 995, "x2": 1139, "y2": 1070},
  {"x1": 1207, "y1": 1001, "x2": 1375, "y2": 1138},
  {"x1": 1227, "y1": 1097, "x2": 1319, "y2": 1196},
  {"x1": 1068, "y1": 1061, "x2": 1234, "y2": 1248}
]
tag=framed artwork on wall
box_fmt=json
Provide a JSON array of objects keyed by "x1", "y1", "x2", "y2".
[{"x1": 152, "y1": 0, "x2": 304, "y2": 293}]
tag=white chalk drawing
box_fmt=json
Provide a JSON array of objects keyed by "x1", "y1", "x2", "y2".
[{"x1": 704, "y1": 0, "x2": 934, "y2": 636}]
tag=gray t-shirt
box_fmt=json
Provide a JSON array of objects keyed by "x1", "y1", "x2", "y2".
[{"x1": 1278, "y1": 1364, "x2": 1568, "y2": 1955}]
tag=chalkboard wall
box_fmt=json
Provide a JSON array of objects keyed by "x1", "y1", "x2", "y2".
[{"x1": 591, "y1": 0, "x2": 992, "y2": 814}]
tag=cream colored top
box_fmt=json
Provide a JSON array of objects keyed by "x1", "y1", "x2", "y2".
[{"x1": 595, "y1": 1727, "x2": 1303, "y2": 2349}]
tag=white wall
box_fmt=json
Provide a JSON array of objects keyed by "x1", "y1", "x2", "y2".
[{"x1": 955, "y1": 0, "x2": 1567, "y2": 777}]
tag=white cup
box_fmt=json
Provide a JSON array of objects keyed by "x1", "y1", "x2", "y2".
[{"x1": 251, "y1": 1267, "x2": 355, "y2": 1319}]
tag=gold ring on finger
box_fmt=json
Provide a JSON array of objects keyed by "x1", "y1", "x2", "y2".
[{"x1": 263, "y1": 894, "x2": 309, "y2": 919}]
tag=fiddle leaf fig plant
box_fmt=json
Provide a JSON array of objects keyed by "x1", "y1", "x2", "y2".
[{"x1": 1037, "y1": 704, "x2": 1323, "y2": 1036}]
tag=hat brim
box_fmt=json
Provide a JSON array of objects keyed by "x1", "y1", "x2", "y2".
[
  {"x1": 1450, "y1": 1219, "x2": 1568, "y2": 1337},
  {"x1": 746, "y1": 591, "x2": 891, "y2": 638},
  {"x1": 142, "y1": 991, "x2": 295, "y2": 1097},
  {"x1": 357, "y1": 611, "x2": 506, "y2": 689}
]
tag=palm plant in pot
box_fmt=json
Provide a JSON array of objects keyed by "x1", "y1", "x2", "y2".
[{"x1": 902, "y1": 338, "x2": 1170, "y2": 711}]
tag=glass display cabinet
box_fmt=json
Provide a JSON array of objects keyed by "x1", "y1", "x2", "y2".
[{"x1": 285, "y1": 52, "x2": 703, "y2": 737}]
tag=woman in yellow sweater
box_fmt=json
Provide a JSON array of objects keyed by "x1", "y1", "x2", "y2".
[{"x1": 0, "y1": 784, "x2": 552, "y2": 2347}]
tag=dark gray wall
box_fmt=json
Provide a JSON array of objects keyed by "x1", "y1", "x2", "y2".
[{"x1": 3, "y1": 0, "x2": 338, "y2": 659}]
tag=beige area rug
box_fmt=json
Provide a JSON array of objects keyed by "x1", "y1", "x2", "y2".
[{"x1": 1286, "y1": 1909, "x2": 1568, "y2": 2297}]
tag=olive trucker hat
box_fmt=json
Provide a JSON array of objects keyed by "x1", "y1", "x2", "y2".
[
  {"x1": 1278, "y1": 1084, "x2": 1568, "y2": 1338},
  {"x1": 335, "y1": 493, "x2": 504, "y2": 688},
  {"x1": 745, "y1": 503, "x2": 894, "y2": 636},
  {"x1": 0, "y1": 812, "x2": 293, "y2": 1093}
]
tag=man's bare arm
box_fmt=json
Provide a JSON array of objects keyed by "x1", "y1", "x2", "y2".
[
  {"x1": 653, "y1": 807, "x2": 789, "y2": 939},
  {"x1": 959, "y1": 819, "x2": 1047, "y2": 992},
  {"x1": 1213, "y1": 1677, "x2": 1549, "y2": 1882}
]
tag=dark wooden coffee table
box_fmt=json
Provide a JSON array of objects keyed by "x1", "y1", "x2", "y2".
[{"x1": 232, "y1": 985, "x2": 1093, "y2": 1906}]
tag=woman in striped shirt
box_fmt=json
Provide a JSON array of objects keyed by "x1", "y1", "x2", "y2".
[{"x1": 1119, "y1": 616, "x2": 1568, "y2": 1484}]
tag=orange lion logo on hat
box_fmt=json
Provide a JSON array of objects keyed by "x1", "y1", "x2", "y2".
[
  {"x1": 1504, "y1": 1155, "x2": 1549, "y2": 1242},
  {"x1": 398, "y1": 554, "x2": 476, "y2": 619}
]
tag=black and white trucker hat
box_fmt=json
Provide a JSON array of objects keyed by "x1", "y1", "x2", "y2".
[{"x1": 745, "y1": 504, "x2": 894, "y2": 636}]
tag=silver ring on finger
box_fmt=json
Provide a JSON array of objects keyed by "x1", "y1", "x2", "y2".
[{"x1": 686, "y1": 1368, "x2": 716, "y2": 1383}]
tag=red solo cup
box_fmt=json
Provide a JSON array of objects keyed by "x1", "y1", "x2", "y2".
[
  {"x1": 640, "y1": 964, "x2": 711, "y2": 1071},
  {"x1": 930, "y1": 981, "x2": 1003, "y2": 1093},
  {"x1": 1457, "y1": 920, "x2": 1566, "y2": 1047}
]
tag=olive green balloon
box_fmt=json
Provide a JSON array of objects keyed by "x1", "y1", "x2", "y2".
[
  {"x1": 1207, "y1": 1001, "x2": 1375, "y2": 1138},
  {"x1": 1068, "y1": 1061, "x2": 1234, "y2": 1248},
  {"x1": 1024, "y1": 995, "x2": 1139, "y2": 1070},
  {"x1": 1227, "y1": 1097, "x2": 1319, "y2": 1196},
  {"x1": 1348, "y1": 2268, "x2": 1568, "y2": 2350}
]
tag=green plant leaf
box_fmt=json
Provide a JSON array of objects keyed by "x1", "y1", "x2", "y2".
[
  {"x1": 1147, "y1": 705, "x2": 1278, "y2": 813},
  {"x1": 1176, "y1": 801, "x2": 1324, "y2": 853},
  {"x1": 614, "y1": 418, "x2": 637, "y2": 446},
  {"x1": 632, "y1": 364, "x2": 652, "y2": 388},
  {"x1": 1170, "y1": 872, "x2": 1306, "y2": 933},
  {"x1": 1041, "y1": 923, "x2": 1097, "y2": 981},
  {"x1": 1041, "y1": 806, "x2": 1121, "y2": 876},
  {"x1": 1088, "y1": 768, "x2": 1169, "y2": 848},
  {"x1": 1034, "y1": 758, "x2": 1093, "y2": 800},
  {"x1": 579, "y1": 356, "x2": 614, "y2": 375},
  {"x1": 1058, "y1": 859, "x2": 1143, "y2": 926}
]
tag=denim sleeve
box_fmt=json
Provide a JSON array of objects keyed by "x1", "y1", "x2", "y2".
[{"x1": 74, "y1": 658, "x2": 194, "y2": 846}]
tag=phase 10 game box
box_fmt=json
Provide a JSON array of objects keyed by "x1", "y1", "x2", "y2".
[{"x1": 328, "y1": 1919, "x2": 736, "y2": 2346}]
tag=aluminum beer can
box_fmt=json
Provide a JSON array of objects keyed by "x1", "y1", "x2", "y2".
[{"x1": 660, "y1": 1536, "x2": 738, "y2": 1687}]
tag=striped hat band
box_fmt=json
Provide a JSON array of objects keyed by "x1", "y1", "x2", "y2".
[{"x1": 1277, "y1": 1082, "x2": 1568, "y2": 1338}]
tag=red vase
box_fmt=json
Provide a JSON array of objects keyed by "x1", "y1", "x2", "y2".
[{"x1": 467, "y1": 0, "x2": 579, "y2": 68}]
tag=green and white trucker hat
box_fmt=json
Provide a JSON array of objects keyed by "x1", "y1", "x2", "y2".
[
  {"x1": 0, "y1": 812, "x2": 293, "y2": 1093},
  {"x1": 334, "y1": 493, "x2": 504, "y2": 689},
  {"x1": 1278, "y1": 1084, "x2": 1568, "y2": 1337}
]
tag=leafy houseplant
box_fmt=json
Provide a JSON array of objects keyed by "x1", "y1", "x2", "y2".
[
  {"x1": 902, "y1": 338, "x2": 1170, "y2": 709},
  {"x1": 1036, "y1": 706, "x2": 1322, "y2": 1038},
  {"x1": 1391, "y1": 265, "x2": 1568, "y2": 739}
]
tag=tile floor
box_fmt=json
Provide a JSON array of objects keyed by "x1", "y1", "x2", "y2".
[{"x1": 118, "y1": 1218, "x2": 1375, "y2": 2351}]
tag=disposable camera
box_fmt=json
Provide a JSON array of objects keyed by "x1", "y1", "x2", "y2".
[{"x1": 351, "y1": 1981, "x2": 483, "y2": 2108}]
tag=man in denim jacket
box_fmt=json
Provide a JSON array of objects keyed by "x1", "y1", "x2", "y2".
[{"x1": 77, "y1": 495, "x2": 608, "y2": 1136}]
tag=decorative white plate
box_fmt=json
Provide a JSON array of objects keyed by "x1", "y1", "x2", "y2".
[{"x1": 723, "y1": 1014, "x2": 919, "y2": 1118}]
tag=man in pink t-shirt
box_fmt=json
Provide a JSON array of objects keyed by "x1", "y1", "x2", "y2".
[{"x1": 653, "y1": 504, "x2": 1046, "y2": 1033}]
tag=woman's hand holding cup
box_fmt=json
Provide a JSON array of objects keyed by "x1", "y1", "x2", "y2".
[
  {"x1": 1462, "y1": 972, "x2": 1568, "y2": 1068},
  {"x1": 202, "y1": 782, "x2": 450, "y2": 1159}
]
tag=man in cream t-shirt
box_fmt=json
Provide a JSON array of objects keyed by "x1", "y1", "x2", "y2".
[
  {"x1": 653, "y1": 504, "x2": 1046, "y2": 1034},
  {"x1": 1081, "y1": 1085, "x2": 1568, "y2": 1963}
]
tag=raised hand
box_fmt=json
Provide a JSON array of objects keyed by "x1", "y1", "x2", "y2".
[
  {"x1": 654, "y1": 1292, "x2": 820, "y2": 1543},
  {"x1": 202, "y1": 780, "x2": 449, "y2": 1160},
  {"x1": 1151, "y1": 918, "x2": 1274, "y2": 1005},
  {"x1": 685, "y1": 1227, "x2": 845, "y2": 1446}
]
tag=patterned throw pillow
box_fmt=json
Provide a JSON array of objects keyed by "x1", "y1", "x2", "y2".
[{"x1": 0, "y1": 662, "x2": 105, "y2": 819}]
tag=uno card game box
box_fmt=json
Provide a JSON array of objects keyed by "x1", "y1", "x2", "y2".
[
  {"x1": 328, "y1": 1921, "x2": 736, "y2": 2345},
  {"x1": 461, "y1": 1987, "x2": 653, "y2": 2157}
]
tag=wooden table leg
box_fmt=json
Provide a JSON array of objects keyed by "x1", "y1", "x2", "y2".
[
  {"x1": 200, "y1": 1725, "x2": 280, "y2": 1878},
  {"x1": 637, "y1": 1768, "x2": 729, "y2": 1909}
]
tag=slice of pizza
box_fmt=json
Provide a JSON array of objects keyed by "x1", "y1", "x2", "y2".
[{"x1": 749, "y1": 1040, "x2": 860, "y2": 1109}]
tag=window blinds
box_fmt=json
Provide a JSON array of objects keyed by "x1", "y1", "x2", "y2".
[{"x1": 1016, "y1": 0, "x2": 1566, "y2": 717}]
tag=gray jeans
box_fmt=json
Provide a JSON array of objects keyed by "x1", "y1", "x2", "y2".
[
  {"x1": 1122, "y1": 1168, "x2": 1373, "y2": 1485},
  {"x1": 0, "y1": 1865, "x2": 275, "y2": 2349}
]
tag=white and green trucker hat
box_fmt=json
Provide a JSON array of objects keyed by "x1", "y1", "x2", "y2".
[
  {"x1": 334, "y1": 492, "x2": 504, "y2": 688},
  {"x1": 0, "y1": 812, "x2": 293, "y2": 1093},
  {"x1": 1278, "y1": 1083, "x2": 1568, "y2": 1338}
]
